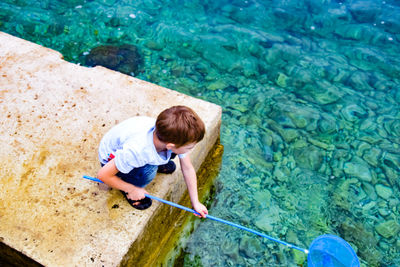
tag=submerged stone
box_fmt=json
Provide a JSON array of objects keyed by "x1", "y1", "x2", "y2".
[
  {"x1": 302, "y1": 81, "x2": 343, "y2": 105},
  {"x1": 378, "y1": 208, "x2": 391, "y2": 217},
  {"x1": 144, "y1": 40, "x2": 164, "y2": 51},
  {"x1": 293, "y1": 145, "x2": 323, "y2": 171},
  {"x1": 85, "y1": 44, "x2": 142, "y2": 75},
  {"x1": 343, "y1": 158, "x2": 372, "y2": 182},
  {"x1": 340, "y1": 104, "x2": 367, "y2": 122},
  {"x1": 375, "y1": 220, "x2": 400, "y2": 238},
  {"x1": 254, "y1": 216, "x2": 274, "y2": 233},
  {"x1": 276, "y1": 72, "x2": 288, "y2": 88},
  {"x1": 254, "y1": 190, "x2": 271, "y2": 209},
  {"x1": 360, "y1": 118, "x2": 377, "y2": 132},
  {"x1": 375, "y1": 184, "x2": 393, "y2": 200},
  {"x1": 292, "y1": 249, "x2": 306, "y2": 265},
  {"x1": 207, "y1": 80, "x2": 229, "y2": 91},
  {"x1": 318, "y1": 115, "x2": 337, "y2": 134},
  {"x1": 384, "y1": 119, "x2": 400, "y2": 137},
  {"x1": 221, "y1": 239, "x2": 239, "y2": 260},
  {"x1": 348, "y1": 71, "x2": 372, "y2": 92},
  {"x1": 281, "y1": 128, "x2": 299, "y2": 143},
  {"x1": 339, "y1": 219, "x2": 380, "y2": 264},
  {"x1": 349, "y1": 0, "x2": 381, "y2": 23},
  {"x1": 239, "y1": 235, "x2": 264, "y2": 258},
  {"x1": 361, "y1": 182, "x2": 377, "y2": 200},
  {"x1": 383, "y1": 153, "x2": 400, "y2": 170},
  {"x1": 379, "y1": 9, "x2": 400, "y2": 34},
  {"x1": 263, "y1": 145, "x2": 274, "y2": 162}
]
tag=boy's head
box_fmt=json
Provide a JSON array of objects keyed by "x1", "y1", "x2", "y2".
[{"x1": 155, "y1": 105, "x2": 205, "y2": 147}]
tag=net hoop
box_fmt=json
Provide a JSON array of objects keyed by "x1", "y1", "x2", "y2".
[{"x1": 307, "y1": 234, "x2": 360, "y2": 267}]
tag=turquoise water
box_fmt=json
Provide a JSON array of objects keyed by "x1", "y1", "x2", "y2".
[{"x1": 1, "y1": 0, "x2": 399, "y2": 266}]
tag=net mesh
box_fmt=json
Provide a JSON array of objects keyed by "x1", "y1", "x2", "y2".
[{"x1": 307, "y1": 234, "x2": 360, "y2": 267}]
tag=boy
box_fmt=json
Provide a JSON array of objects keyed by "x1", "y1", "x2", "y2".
[{"x1": 97, "y1": 105, "x2": 208, "y2": 218}]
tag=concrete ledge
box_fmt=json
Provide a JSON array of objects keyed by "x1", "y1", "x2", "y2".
[
  {"x1": 0, "y1": 32, "x2": 222, "y2": 266},
  {"x1": 122, "y1": 140, "x2": 224, "y2": 267}
]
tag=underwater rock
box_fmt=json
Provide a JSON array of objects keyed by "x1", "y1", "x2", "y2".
[
  {"x1": 289, "y1": 66, "x2": 315, "y2": 87},
  {"x1": 240, "y1": 57, "x2": 259, "y2": 78},
  {"x1": 206, "y1": 80, "x2": 229, "y2": 91},
  {"x1": 177, "y1": 48, "x2": 198, "y2": 59},
  {"x1": 273, "y1": 7, "x2": 303, "y2": 28},
  {"x1": 375, "y1": 184, "x2": 393, "y2": 200},
  {"x1": 244, "y1": 177, "x2": 262, "y2": 190},
  {"x1": 275, "y1": 72, "x2": 288, "y2": 88},
  {"x1": 202, "y1": 45, "x2": 241, "y2": 72},
  {"x1": 281, "y1": 128, "x2": 299, "y2": 143},
  {"x1": 378, "y1": 208, "x2": 391, "y2": 217},
  {"x1": 276, "y1": 43, "x2": 301, "y2": 62},
  {"x1": 264, "y1": 145, "x2": 273, "y2": 162},
  {"x1": 333, "y1": 178, "x2": 358, "y2": 211},
  {"x1": 254, "y1": 215, "x2": 274, "y2": 233},
  {"x1": 334, "y1": 24, "x2": 364, "y2": 40},
  {"x1": 359, "y1": 118, "x2": 377, "y2": 132},
  {"x1": 308, "y1": 137, "x2": 335, "y2": 151},
  {"x1": 361, "y1": 182, "x2": 377, "y2": 200},
  {"x1": 348, "y1": 0, "x2": 381, "y2": 23},
  {"x1": 383, "y1": 153, "x2": 400, "y2": 171},
  {"x1": 221, "y1": 239, "x2": 239, "y2": 261},
  {"x1": 273, "y1": 167, "x2": 287, "y2": 182},
  {"x1": 144, "y1": 40, "x2": 164, "y2": 51},
  {"x1": 285, "y1": 104, "x2": 320, "y2": 129},
  {"x1": 239, "y1": 235, "x2": 264, "y2": 258},
  {"x1": 293, "y1": 145, "x2": 323, "y2": 171},
  {"x1": 384, "y1": 119, "x2": 400, "y2": 137},
  {"x1": 340, "y1": 104, "x2": 367, "y2": 122},
  {"x1": 347, "y1": 70, "x2": 372, "y2": 92},
  {"x1": 85, "y1": 44, "x2": 142, "y2": 76},
  {"x1": 292, "y1": 249, "x2": 306, "y2": 265},
  {"x1": 339, "y1": 218, "x2": 381, "y2": 265},
  {"x1": 254, "y1": 208, "x2": 281, "y2": 233},
  {"x1": 356, "y1": 141, "x2": 371, "y2": 158},
  {"x1": 381, "y1": 166, "x2": 398, "y2": 189},
  {"x1": 358, "y1": 131, "x2": 382, "y2": 145},
  {"x1": 375, "y1": 220, "x2": 400, "y2": 238},
  {"x1": 318, "y1": 114, "x2": 337, "y2": 134},
  {"x1": 343, "y1": 157, "x2": 372, "y2": 182},
  {"x1": 302, "y1": 81, "x2": 343, "y2": 105},
  {"x1": 254, "y1": 190, "x2": 271, "y2": 209},
  {"x1": 264, "y1": 46, "x2": 282, "y2": 65},
  {"x1": 379, "y1": 8, "x2": 400, "y2": 34}
]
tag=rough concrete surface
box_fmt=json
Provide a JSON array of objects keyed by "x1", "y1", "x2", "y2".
[{"x1": 0, "y1": 32, "x2": 221, "y2": 266}]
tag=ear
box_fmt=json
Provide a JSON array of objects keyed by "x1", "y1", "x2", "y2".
[{"x1": 165, "y1": 143, "x2": 176, "y2": 150}]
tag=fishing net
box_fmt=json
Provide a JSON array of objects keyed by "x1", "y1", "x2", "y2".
[{"x1": 307, "y1": 234, "x2": 360, "y2": 267}]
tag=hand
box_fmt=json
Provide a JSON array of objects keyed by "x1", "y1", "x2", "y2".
[
  {"x1": 126, "y1": 186, "x2": 148, "y2": 201},
  {"x1": 192, "y1": 201, "x2": 208, "y2": 218}
]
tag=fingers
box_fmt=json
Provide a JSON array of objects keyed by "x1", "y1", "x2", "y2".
[
  {"x1": 127, "y1": 187, "x2": 147, "y2": 201},
  {"x1": 194, "y1": 209, "x2": 208, "y2": 218}
]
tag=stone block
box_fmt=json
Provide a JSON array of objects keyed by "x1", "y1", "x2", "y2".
[{"x1": 0, "y1": 32, "x2": 222, "y2": 266}]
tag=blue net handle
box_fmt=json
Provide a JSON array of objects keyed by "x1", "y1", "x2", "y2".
[
  {"x1": 82, "y1": 174, "x2": 359, "y2": 266},
  {"x1": 82, "y1": 175, "x2": 308, "y2": 253}
]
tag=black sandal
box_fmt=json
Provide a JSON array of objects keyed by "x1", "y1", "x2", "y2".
[
  {"x1": 157, "y1": 160, "x2": 176, "y2": 174},
  {"x1": 121, "y1": 191, "x2": 152, "y2": 210}
]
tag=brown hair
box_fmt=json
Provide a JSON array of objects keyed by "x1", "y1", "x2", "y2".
[{"x1": 155, "y1": 106, "x2": 205, "y2": 147}]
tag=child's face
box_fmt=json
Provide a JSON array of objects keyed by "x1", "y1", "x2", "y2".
[{"x1": 170, "y1": 142, "x2": 196, "y2": 155}]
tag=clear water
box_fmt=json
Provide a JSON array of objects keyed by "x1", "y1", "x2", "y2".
[{"x1": 1, "y1": 0, "x2": 399, "y2": 266}]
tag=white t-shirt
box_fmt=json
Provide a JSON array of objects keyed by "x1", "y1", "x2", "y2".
[{"x1": 98, "y1": 116, "x2": 184, "y2": 173}]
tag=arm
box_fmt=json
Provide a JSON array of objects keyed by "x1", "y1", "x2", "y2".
[
  {"x1": 97, "y1": 159, "x2": 148, "y2": 200},
  {"x1": 179, "y1": 155, "x2": 208, "y2": 218}
]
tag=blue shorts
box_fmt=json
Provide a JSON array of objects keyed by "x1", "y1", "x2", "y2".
[{"x1": 101, "y1": 163, "x2": 157, "y2": 188}]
